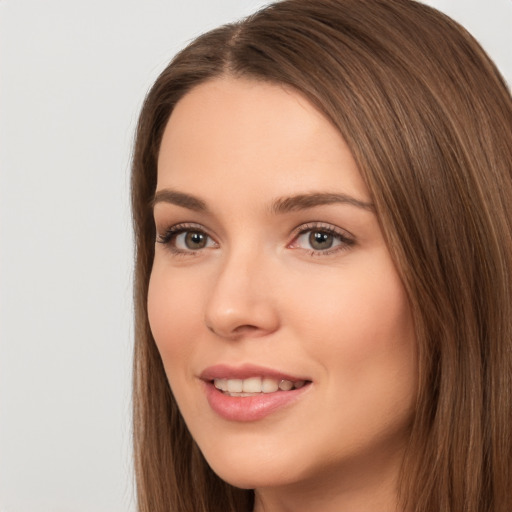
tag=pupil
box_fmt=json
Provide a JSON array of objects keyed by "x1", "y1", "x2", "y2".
[
  {"x1": 186, "y1": 231, "x2": 206, "y2": 249},
  {"x1": 310, "y1": 231, "x2": 333, "y2": 250}
]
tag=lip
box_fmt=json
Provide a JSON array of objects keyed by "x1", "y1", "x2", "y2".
[
  {"x1": 200, "y1": 363, "x2": 308, "y2": 382},
  {"x1": 200, "y1": 364, "x2": 312, "y2": 422}
]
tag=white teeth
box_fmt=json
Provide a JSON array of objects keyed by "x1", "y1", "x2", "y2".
[
  {"x1": 213, "y1": 378, "x2": 228, "y2": 391},
  {"x1": 226, "y1": 379, "x2": 243, "y2": 393},
  {"x1": 213, "y1": 376, "x2": 307, "y2": 394},
  {"x1": 262, "y1": 378, "x2": 279, "y2": 393},
  {"x1": 242, "y1": 376, "x2": 262, "y2": 393},
  {"x1": 278, "y1": 379, "x2": 294, "y2": 391}
]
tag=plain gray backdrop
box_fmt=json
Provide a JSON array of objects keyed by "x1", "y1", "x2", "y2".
[{"x1": 1, "y1": 1, "x2": 511, "y2": 511}]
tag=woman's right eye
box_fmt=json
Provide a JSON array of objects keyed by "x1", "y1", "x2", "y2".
[{"x1": 157, "y1": 225, "x2": 217, "y2": 254}]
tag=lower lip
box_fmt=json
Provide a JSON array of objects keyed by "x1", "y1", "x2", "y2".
[{"x1": 203, "y1": 381, "x2": 310, "y2": 422}]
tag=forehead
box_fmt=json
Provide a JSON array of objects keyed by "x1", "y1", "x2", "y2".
[{"x1": 156, "y1": 76, "x2": 369, "y2": 204}]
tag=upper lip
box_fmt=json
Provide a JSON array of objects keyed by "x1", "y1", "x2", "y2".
[{"x1": 200, "y1": 363, "x2": 310, "y2": 382}]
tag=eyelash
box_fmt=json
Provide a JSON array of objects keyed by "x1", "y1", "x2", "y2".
[
  {"x1": 156, "y1": 223, "x2": 215, "y2": 257},
  {"x1": 156, "y1": 221, "x2": 355, "y2": 257},
  {"x1": 290, "y1": 222, "x2": 355, "y2": 256}
]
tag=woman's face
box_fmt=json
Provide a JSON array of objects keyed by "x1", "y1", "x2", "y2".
[{"x1": 148, "y1": 77, "x2": 417, "y2": 500}]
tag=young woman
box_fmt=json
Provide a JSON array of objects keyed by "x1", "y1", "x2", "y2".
[{"x1": 130, "y1": 0, "x2": 512, "y2": 511}]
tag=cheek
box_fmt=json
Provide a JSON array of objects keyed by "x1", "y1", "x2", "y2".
[
  {"x1": 289, "y1": 263, "x2": 412, "y2": 348},
  {"x1": 147, "y1": 265, "x2": 203, "y2": 369},
  {"x1": 284, "y1": 254, "x2": 416, "y2": 399}
]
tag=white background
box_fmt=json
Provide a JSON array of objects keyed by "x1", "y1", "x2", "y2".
[{"x1": 0, "y1": 1, "x2": 510, "y2": 511}]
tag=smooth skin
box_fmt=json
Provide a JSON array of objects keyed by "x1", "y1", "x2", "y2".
[{"x1": 148, "y1": 77, "x2": 417, "y2": 512}]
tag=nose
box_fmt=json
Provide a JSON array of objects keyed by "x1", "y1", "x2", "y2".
[{"x1": 204, "y1": 248, "x2": 280, "y2": 340}]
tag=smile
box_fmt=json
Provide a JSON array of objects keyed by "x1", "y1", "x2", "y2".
[
  {"x1": 200, "y1": 364, "x2": 312, "y2": 421},
  {"x1": 213, "y1": 376, "x2": 307, "y2": 396}
]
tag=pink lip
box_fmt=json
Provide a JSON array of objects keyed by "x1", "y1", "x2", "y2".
[
  {"x1": 200, "y1": 363, "x2": 308, "y2": 382},
  {"x1": 200, "y1": 364, "x2": 311, "y2": 422}
]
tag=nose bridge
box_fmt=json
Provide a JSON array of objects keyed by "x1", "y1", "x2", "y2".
[{"x1": 204, "y1": 241, "x2": 278, "y2": 338}]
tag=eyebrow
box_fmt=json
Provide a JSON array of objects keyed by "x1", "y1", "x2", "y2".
[
  {"x1": 152, "y1": 189, "x2": 374, "y2": 214},
  {"x1": 271, "y1": 192, "x2": 374, "y2": 214},
  {"x1": 152, "y1": 189, "x2": 208, "y2": 212}
]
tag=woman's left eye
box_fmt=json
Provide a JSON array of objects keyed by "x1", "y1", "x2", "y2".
[
  {"x1": 174, "y1": 231, "x2": 214, "y2": 251},
  {"x1": 289, "y1": 224, "x2": 354, "y2": 254}
]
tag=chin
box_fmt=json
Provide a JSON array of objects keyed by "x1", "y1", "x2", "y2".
[
  {"x1": 212, "y1": 464, "x2": 297, "y2": 491},
  {"x1": 200, "y1": 441, "x2": 306, "y2": 490}
]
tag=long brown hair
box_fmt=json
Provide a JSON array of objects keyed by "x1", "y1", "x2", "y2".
[{"x1": 131, "y1": 1, "x2": 512, "y2": 510}]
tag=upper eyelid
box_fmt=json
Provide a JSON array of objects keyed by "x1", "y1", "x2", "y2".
[
  {"x1": 157, "y1": 220, "x2": 203, "y2": 229},
  {"x1": 291, "y1": 221, "x2": 354, "y2": 239},
  {"x1": 156, "y1": 222, "x2": 214, "y2": 244},
  {"x1": 157, "y1": 222, "x2": 213, "y2": 237},
  {"x1": 157, "y1": 220, "x2": 350, "y2": 234}
]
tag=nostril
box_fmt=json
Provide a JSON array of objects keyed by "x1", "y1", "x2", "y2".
[
  {"x1": 206, "y1": 322, "x2": 261, "y2": 338},
  {"x1": 233, "y1": 324, "x2": 259, "y2": 333}
]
